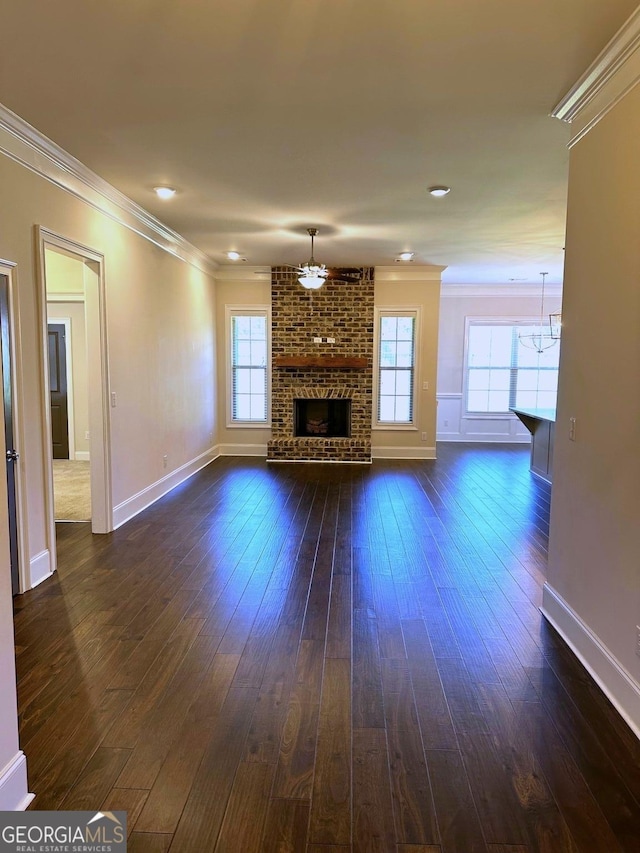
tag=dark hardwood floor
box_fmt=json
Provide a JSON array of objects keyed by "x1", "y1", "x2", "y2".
[{"x1": 13, "y1": 444, "x2": 640, "y2": 851}]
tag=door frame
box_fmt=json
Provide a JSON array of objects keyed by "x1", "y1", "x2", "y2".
[
  {"x1": 47, "y1": 318, "x2": 75, "y2": 461},
  {"x1": 0, "y1": 261, "x2": 29, "y2": 593},
  {"x1": 35, "y1": 227, "x2": 112, "y2": 543}
]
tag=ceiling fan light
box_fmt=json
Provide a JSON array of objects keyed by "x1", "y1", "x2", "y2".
[
  {"x1": 297, "y1": 229, "x2": 330, "y2": 289},
  {"x1": 299, "y1": 275, "x2": 325, "y2": 289}
]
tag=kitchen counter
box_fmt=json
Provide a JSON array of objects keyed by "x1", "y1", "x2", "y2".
[{"x1": 511, "y1": 407, "x2": 556, "y2": 483}]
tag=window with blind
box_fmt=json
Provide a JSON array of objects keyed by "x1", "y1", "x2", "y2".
[
  {"x1": 230, "y1": 311, "x2": 269, "y2": 423},
  {"x1": 376, "y1": 312, "x2": 417, "y2": 424},
  {"x1": 465, "y1": 321, "x2": 559, "y2": 414}
]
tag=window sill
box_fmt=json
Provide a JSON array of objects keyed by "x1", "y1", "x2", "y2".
[
  {"x1": 463, "y1": 412, "x2": 516, "y2": 420},
  {"x1": 372, "y1": 424, "x2": 418, "y2": 431},
  {"x1": 227, "y1": 421, "x2": 272, "y2": 429}
]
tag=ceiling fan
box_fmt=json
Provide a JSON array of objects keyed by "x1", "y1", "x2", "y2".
[{"x1": 287, "y1": 228, "x2": 362, "y2": 289}]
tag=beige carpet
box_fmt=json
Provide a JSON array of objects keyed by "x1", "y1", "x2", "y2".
[{"x1": 53, "y1": 460, "x2": 91, "y2": 521}]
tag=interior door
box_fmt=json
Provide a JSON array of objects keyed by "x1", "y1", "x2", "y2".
[
  {"x1": 0, "y1": 274, "x2": 21, "y2": 594},
  {"x1": 48, "y1": 323, "x2": 69, "y2": 459}
]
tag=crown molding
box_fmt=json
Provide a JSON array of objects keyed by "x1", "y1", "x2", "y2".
[
  {"x1": 441, "y1": 283, "x2": 562, "y2": 298},
  {"x1": 0, "y1": 102, "x2": 217, "y2": 276},
  {"x1": 214, "y1": 266, "x2": 271, "y2": 281},
  {"x1": 375, "y1": 265, "x2": 446, "y2": 282},
  {"x1": 551, "y1": 7, "x2": 640, "y2": 147}
]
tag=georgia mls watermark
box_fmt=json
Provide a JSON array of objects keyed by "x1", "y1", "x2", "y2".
[{"x1": 0, "y1": 811, "x2": 126, "y2": 853}]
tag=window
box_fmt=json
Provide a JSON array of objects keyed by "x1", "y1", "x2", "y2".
[
  {"x1": 229, "y1": 309, "x2": 269, "y2": 424},
  {"x1": 465, "y1": 321, "x2": 559, "y2": 414},
  {"x1": 376, "y1": 311, "x2": 417, "y2": 424}
]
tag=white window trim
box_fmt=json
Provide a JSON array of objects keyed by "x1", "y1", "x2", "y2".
[
  {"x1": 225, "y1": 304, "x2": 271, "y2": 428},
  {"x1": 462, "y1": 315, "x2": 557, "y2": 419},
  {"x1": 373, "y1": 306, "x2": 421, "y2": 430}
]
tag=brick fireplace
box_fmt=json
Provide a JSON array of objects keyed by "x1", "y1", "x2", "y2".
[{"x1": 267, "y1": 266, "x2": 374, "y2": 462}]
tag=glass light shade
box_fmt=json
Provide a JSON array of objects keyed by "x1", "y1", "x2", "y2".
[
  {"x1": 298, "y1": 275, "x2": 325, "y2": 289},
  {"x1": 298, "y1": 263, "x2": 328, "y2": 289}
]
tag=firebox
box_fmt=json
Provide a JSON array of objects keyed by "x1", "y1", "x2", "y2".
[{"x1": 294, "y1": 399, "x2": 351, "y2": 438}]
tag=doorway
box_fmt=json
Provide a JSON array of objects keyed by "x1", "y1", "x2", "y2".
[
  {"x1": 36, "y1": 228, "x2": 112, "y2": 556},
  {"x1": 48, "y1": 322, "x2": 70, "y2": 460},
  {"x1": 0, "y1": 269, "x2": 23, "y2": 594}
]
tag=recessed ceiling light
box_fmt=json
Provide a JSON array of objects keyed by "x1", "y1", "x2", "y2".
[
  {"x1": 227, "y1": 251, "x2": 242, "y2": 261},
  {"x1": 428, "y1": 185, "x2": 451, "y2": 197},
  {"x1": 154, "y1": 186, "x2": 176, "y2": 200},
  {"x1": 397, "y1": 252, "x2": 414, "y2": 262}
]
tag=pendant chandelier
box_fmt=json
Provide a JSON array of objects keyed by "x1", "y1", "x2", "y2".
[
  {"x1": 518, "y1": 272, "x2": 560, "y2": 353},
  {"x1": 549, "y1": 309, "x2": 562, "y2": 339},
  {"x1": 297, "y1": 228, "x2": 329, "y2": 290}
]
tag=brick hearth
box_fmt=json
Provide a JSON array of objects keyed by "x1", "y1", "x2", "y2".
[{"x1": 267, "y1": 266, "x2": 374, "y2": 462}]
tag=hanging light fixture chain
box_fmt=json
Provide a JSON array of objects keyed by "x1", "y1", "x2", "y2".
[
  {"x1": 518, "y1": 270, "x2": 557, "y2": 353},
  {"x1": 540, "y1": 272, "x2": 548, "y2": 327}
]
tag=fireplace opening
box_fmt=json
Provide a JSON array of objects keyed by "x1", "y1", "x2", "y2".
[{"x1": 294, "y1": 398, "x2": 351, "y2": 438}]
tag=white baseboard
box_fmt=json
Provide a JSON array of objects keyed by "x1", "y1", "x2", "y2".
[
  {"x1": 0, "y1": 752, "x2": 33, "y2": 810},
  {"x1": 218, "y1": 443, "x2": 267, "y2": 457},
  {"x1": 74, "y1": 451, "x2": 90, "y2": 461},
  {"x1": 112, "y1": 447, "x2": 218, "y2": 529},
  {"x1": 542, "y1": 583, "x2": 640, "y2": 739},
  {"x1": 372, "y1": 445, "x2": 437, "y2": 459},
  {"x1": 29, "y1": 549, "x2": 53, "y2": 588},
  {"x1": 436, "y1": 434, "x2": 530, "y2": 443}
]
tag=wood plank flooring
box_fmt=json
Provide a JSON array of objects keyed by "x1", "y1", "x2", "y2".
[{"x1": 14, "y1": 444, "x2": 640, "y2": 851}]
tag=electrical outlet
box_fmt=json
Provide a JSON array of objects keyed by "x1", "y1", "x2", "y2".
[
  {"x1": 569, "y1": 417, "x2": 576, "y2": 441},
  {"x1": 163, "y1": 454, "x2": 168, "y2": 468},
  {"x1": 422, "y1": 381, "x2": 429, "y2": 390},
  {"x1": 313, "y1": 337, "x2": 322, "y2": 343},
  {"x1": 85, "y1": 431, "x2": 90, "y2": 440},
  {"x1": 327, "y1": 337, "x2": 335, "y2": 343},
  {"x1": 636, "y1": 626, "x2": 640, "y2": 657},
  {"x1": 421, "y1": 432, "x2": 427, "y2": 441},
  {"x1": 444, "y1": 420, "x2": 449, "y2": 427},
  {"x1": 111, "y1": 391, "x2": 117, "y2": 408}
]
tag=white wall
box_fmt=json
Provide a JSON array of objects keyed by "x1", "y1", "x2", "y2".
[
  {"x1": 46, "y1": 246, "x2": 90, "y2": 458},
  {"x1": 544, "y1": 79, "x2": 640, "y2": 735},
  {"x1": 373, "y1": 267, "x2": 443, "y2": 459},
  {"x1": 437, "y1": 286, "x2": 562, "y2": 442},
  {"x1": 0, "y1": 375, "x2": 31, "y2": 809},
  {"x1": 214, "y1": 271, "x2": 272, "y2": 456},
  {"x1": 0, "y1": 149, "x2": 217, "y2": 582}
]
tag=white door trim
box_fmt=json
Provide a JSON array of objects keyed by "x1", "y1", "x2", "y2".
[
  {"x1": 0, "y1": 261, "x2": 29, "y2": 593},
  {"x1": 36, "y1": 228, "x2": 112, "y2": 542}
]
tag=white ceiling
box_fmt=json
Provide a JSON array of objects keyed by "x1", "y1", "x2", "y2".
[{"x1": 1, "y1": 0, "x2": 637, "y2": 283}]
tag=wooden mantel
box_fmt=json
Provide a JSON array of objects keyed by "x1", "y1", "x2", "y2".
[{"x1": 273, "y1": 355, "x2": 369, "y2": 369}]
